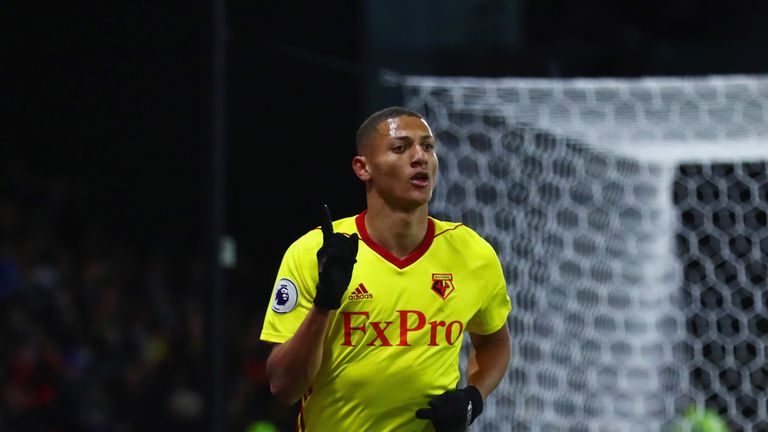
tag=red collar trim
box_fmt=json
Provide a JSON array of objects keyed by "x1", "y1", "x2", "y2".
[{"x1": 355, "y1": 210, "x2": 434, "y2": 269}]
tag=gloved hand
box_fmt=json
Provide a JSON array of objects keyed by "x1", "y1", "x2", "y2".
[
  {"x1": 415, "y1": 385, "x2": 484, "y2": 432},
  {"x1": 314, "y1": 204, "x2": 358, "y2": 310}
]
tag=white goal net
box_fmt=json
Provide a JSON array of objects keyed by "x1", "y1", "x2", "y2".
[{"x1": 400, "y1": 74, "x2": 768, "y2": 432}]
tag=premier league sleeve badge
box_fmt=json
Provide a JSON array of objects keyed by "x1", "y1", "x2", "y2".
[{"x1": 271, "y1": 278, "x2": 299, "y2": 313}]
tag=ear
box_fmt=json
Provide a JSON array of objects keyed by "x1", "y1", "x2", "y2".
[{"x1": 352, "y1": 155, "x2": 370, "y2": 181}]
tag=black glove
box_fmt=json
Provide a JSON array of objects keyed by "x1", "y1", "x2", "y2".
[
  {"x1": 415, "y1": 385, "x2": 483, "y2": 432},
  {"x1": 314, "y1": 204, "x2": 358, "y2": 310}
]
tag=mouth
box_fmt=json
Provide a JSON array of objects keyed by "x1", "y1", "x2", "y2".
[{"x1": 409, "y1": 172, "x2": 430, "y2": 187}]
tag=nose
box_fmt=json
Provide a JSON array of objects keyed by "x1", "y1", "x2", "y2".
[{"x1": 410, "y1": 145, "x2": 428, "y2": 166}]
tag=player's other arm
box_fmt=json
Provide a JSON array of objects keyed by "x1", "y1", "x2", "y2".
[
  {"x1": 415, "y1": 324, "x2": 511, "y2": 431},
  {"x1": 266, "y1": 307, "x2": 333, "y2": 405},
  {"x1": 467, "y1": 323, "x2": 511, "y2": 398}
]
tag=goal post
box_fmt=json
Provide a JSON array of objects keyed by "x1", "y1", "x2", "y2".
[{"x1": 400, "y1": 74, "x2": 768, "y2": 432}]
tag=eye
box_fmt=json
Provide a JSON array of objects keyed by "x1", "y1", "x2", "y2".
[
  {"x1": 392, "y1": 144, "x2": 406, "y2": 153},
  {"x1": 423, "y1": 143, "x2": 435, "y2": 151}
]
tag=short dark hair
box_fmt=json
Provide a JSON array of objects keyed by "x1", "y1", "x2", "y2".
[{"x1": 355, "y1": 106, "x2": 425, "y2": 154}]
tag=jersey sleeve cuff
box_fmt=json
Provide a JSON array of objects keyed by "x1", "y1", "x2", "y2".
[{"x1": 259, "y1": 331, "x2": 291, "y2": 344}]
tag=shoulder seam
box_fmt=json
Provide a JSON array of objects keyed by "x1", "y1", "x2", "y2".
[{"x1": 434, "y1": 223, "x2": 464, "y2": 238}]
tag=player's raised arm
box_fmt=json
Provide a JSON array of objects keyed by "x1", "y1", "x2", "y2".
[{"x1": 265, "y1": 204, "x2": 359, "y2": 405}]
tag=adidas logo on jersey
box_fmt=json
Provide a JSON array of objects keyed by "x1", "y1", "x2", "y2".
[{"x1": 348, "y1": 283, "x2": 373, "y2": 301}]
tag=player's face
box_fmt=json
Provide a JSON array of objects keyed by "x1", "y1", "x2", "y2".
[{"x1": 365, "y1": 115, "x2": 438, "y2": 210}]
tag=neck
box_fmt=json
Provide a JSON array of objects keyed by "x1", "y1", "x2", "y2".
[{"x1": 363, "y1": 200, "x2": 429, "y2": 260}]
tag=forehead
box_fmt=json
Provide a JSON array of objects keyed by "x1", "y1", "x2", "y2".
[{"x1": 375, "y1": 115, "x2": 433, "y2": 138}]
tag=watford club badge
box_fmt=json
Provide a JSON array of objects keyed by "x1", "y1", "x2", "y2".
[{"x1": 431, "y1": 273, "x2": 455, "y2": 300}]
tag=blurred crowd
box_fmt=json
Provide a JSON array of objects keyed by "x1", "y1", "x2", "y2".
[{"x1": 0, "y1": 158, "x2": 295, "y2": 432}]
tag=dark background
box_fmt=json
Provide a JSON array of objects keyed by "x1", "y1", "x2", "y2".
[
  {"x1": 3, "y1": 1, "x2": 768, "y2": 431},
  {"x1": 8, "y1": 0, "x2": 768, "y2": 260}
]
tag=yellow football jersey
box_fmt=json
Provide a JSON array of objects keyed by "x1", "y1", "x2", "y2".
[{"x1": 260, "y1": 211, "x2": 512, "y2": 431}]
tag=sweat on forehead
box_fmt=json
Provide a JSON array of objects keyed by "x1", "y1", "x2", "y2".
[
  {"x1": 380, "y1": 117, "x2": 401, "y2": 137},
  {"x1": 355, "y1": 106, "x2": 425, "y2": 153}
]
